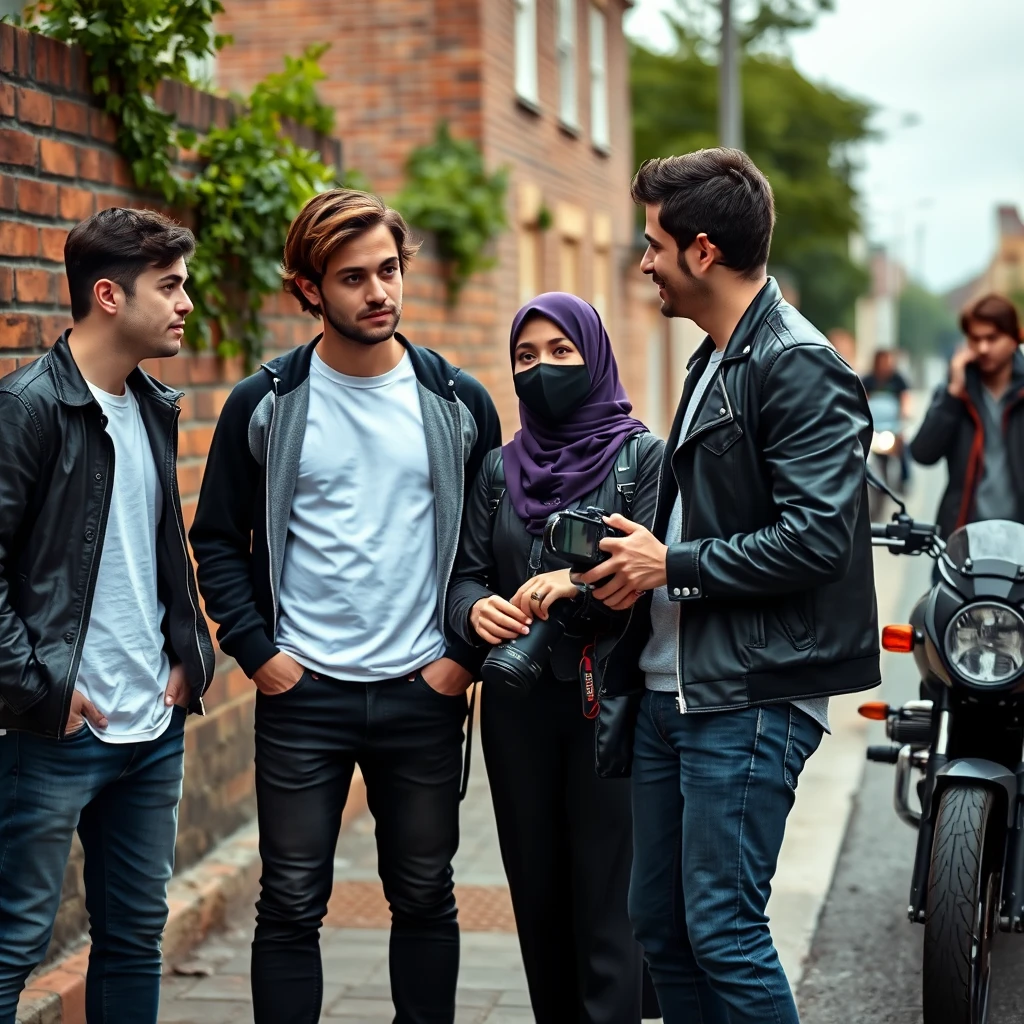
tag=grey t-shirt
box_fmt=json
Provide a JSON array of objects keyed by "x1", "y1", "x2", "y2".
[
  {"x1": 639, "y1": 348, "x2": 830, "y2": 732},
  {"x1": 973, "y1": 386, "x2": 1019, "y2": 523}
]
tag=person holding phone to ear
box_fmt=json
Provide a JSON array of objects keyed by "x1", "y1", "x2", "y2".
[{"x1": 447, "y1": 292, "x2": 663, "y2": 1024}]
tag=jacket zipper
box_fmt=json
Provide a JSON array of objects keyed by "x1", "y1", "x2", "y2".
[
  {"x1": 60, "y1": 433, "x2": 114, "y2": 738},
  {"x1": 266, "y1": 377, "x2": 281, "y2": 632},
  {"x1": 437, "y1": 398, "x2": 465, "y2": 632},
  {"x1": 168, "y1": 404, "x2": 210, "y2": 712}
]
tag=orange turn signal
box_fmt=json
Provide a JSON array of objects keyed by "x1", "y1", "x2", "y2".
[
  {"x1": 882, "y1": 624, "x2": 916, "y2": 653},
  {"x1": 858, "y1": 701, "x2": 891, "y2": 721}
]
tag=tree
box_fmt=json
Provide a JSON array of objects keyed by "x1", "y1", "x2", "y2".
[
  {"x1": 630, "y1": 6, "x2": 873, "y2": 333},
  {"x1": 898, "y1": 283, "x2": 960, "y2": 361}
]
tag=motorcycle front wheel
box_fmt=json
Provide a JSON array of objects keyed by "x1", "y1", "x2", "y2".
[{"x1": 922, "y1": 786, "x2": 1002, "y2": 1024}]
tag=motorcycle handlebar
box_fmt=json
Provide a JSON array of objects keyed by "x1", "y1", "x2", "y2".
[{"x1": 871, "y1": 515, "x2": 940, "y2": 556}]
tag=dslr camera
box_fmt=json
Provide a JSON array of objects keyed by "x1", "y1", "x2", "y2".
[{"x1": 480, "y1": 507, "x2": 624, "y2": 692}]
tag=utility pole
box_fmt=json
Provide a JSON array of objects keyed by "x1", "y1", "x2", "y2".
[{"x1": 718, "y1": 0, "x2": 743, "y2": 149}]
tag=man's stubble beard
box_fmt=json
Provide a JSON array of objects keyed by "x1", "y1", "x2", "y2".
[{"x1": 322, "y1": 296, "x2": 403, "y2": 347}]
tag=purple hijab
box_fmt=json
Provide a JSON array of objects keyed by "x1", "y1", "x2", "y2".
[{"x1": 502, "y1": 292, "x2": 648, "y2": 535}]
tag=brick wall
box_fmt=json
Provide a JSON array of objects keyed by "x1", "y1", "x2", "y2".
[
  {"x1": 215, "y1": 0, "x2": 656, "y2": 434},
  {"x1": 0, "y1": 20, "x2": 495, "y2": 964}
]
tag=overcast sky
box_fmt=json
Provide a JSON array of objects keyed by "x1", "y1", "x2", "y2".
[{"x1": 625, "y1": 0, "x2": 1024, "y2": 294}]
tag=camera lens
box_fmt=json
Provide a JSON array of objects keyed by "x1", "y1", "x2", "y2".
[{"x1": 480, "y1": 599, "x2": 574, "y2": 692}]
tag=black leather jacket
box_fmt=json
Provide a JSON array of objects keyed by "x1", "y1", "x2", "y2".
[
  {"x1": 604, "y1": 279, "x2": 880, "y2": 711},
  {"x1": 0, "y1": 333, "x2": 215, "y2": 738}
]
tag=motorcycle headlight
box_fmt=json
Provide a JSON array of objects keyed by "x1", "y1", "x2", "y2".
[
  {"x1": 944, "y1": 603, "x2": 1024, "y2": 686},
  {"x1": 872, "y1": 430, "x2": 896, "y2": 454}
]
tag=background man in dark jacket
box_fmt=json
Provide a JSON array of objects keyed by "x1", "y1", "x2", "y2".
[
  {"x1": 0, "y1": 208, "x2": 214, "y2": 1024},
  {"x1": 581, "y1": 149, "x2": 878, "y2": 1024},
  {"x1": 910, "y1": 293, "x2": 1024, "y2": 537},
  {"x1": 189, "y1": 190, "x2": 500, "y2": 1024}
]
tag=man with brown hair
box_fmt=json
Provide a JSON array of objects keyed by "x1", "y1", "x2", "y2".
[
  {"x1": 0, "y1": 207, "x2": 214, "y2": 1023},
  {"x1": 190, "y1": 189, "x2": 500, "y2": 1024},
  {"x1": 911, "y1": 293, "x2": 1024, "y2": 535}
]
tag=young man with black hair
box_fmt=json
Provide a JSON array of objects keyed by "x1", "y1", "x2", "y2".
[
  {"x1": 582, "y1": 149, "x2": 879, "y2": 1023},
  {"x1": 190, "y1": 189, "x2": 500, "y2": 1024},
  {"x1": 0, "y1": 207, "x2": 214, "y2": 1023}
]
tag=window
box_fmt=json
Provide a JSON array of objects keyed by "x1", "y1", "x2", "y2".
[
  {"x1": 556, "y1": 0, "x2": 578, "y2": 129},
  {"x1": 560, "y1": 239, "x2": 581, "y2": 295},
  {"x1": 515, "y1": 0, "x2": 539, "y2": 106},
  {"x1": 589, "y1": 5, "x2": 610, "y2": 151},
  {"x1": 518, "y1": 228, "x2": 544, "y2": 304}
]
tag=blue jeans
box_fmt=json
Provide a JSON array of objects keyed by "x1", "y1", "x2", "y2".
[
  {"x1": 0, "y1": 707, "x2": 186, "y2": 1024},
  {"x1": 628, "y1": 692, "x2": 822, "y2": 1024}
]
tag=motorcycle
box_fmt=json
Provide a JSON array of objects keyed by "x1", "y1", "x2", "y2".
[
  {"x1": 865, "y1": 472, "x2": 1024, "y2": 1024},
  {"x1": 867, "y1": 391, "x2": 906, "y2": 522}
]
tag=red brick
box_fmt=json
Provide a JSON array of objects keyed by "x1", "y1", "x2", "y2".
[
  {"x1": 0, "y1": 129, "x2": 38, "y2": 168},
  {"x1": 111, "y1": 159, "x2": 136, "y2": 189},
  {"x1": 16, "y1": 179, "x2": 58, "y2": 217},
  {"x1": 15, "y1": 269, "x2": 58, "y2": 305},
  {"x1": 0, "y1": 267, "x2": 12, "y2": 303},
  {"x1": 57, "y1": 274, "x2": 71, "y2": 307},
  {"x1": 39, "y1": 139, "x2": 77, "y2": 178},
  {"x1": 177, "y1": 461, "x2": 204, "y2": 498},
  {"x1": 0, "y1": 358, "x2": 17, "y2": 378},
  {"x1": 0, "y1": 221, "x2": 38, "y2": 258},
  {"x1": 0, "y1": 315, "x2": 40, "y2": 349},
  {"x1": 0, "y1": 176, "x2": 14, "y2": 211},
  {"x1": 188, "y1": 355, "x2": 221, "y2": 385},
  {"x1": 54, "y1": 99, "x2": 90, "y2": 137},
  {"x1": 59, "y1": 186, "x2": 95, "y2": 221},
  {"x1": 40, "y1": 226, "x2": 67, "y2": 263},
  {"x1": 89, "y1": 109, "x2": 119, "y2": 145},
  {"x1": 77, "y1": 146, "x2": 115, "y2": 184},
  {"x1": 0, "y1": 81, "x2": 13, "y2": 117},
  {"x1": 180, "y1": 424, "x2": 215, "y2": 459},
  {"x1": 34, "y1": 35, "x2": 71, "y2": 91},
  {"x1": 13, "y1": 22, "x2": 30, "y2": 78},
  {"x1": 194, "y1": 387, "x2": 232, "y2": 420},
  {"x1": 38, "y1": 314, "x2": 71, "y2": 344},
  {"x1": 0, "y1": 23, "x2": 14, "y2": 76},
  {"x1": 16, "y1": 87, "x2": 53, "y2": 128}
]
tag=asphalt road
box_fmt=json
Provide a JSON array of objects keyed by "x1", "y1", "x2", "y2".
[{"x1": 796, "y1": 528, "x2": 1024, "y2": 1024}]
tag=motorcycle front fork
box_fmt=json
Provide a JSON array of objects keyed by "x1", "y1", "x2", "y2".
[{"x1": 907, "y1": 691, "x2": 1024, "y2": 930}]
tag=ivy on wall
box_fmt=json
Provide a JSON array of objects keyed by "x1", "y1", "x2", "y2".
[
  {"x1": 18, "y1": 1, "x2": 337, "y2": 361},
  {"x1": 395, "y1": 122, "x2": 509, "y2": 304}
]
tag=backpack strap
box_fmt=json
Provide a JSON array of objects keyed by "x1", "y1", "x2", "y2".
[
  {"x1": 488, "y1": 451, "x2": 506, "y2": 517},
  {"x1": 612, "y1": 434, "x2": 641, "y2": 514}
]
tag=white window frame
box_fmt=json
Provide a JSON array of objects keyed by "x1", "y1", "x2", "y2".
[
  {"x1": 588, "y1": 4, "x2": 610, "y2": 151},
  {"x1": 557, "y1": 0, "x2": 578, "y2": 129},
  {"x1": 515, "y1": 0, "x2": 539, "y2": 107}
]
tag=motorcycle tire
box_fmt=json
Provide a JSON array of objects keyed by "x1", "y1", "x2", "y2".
[{"x1": 922, "y1": 786, "x2": 1002, "y2": 1024}]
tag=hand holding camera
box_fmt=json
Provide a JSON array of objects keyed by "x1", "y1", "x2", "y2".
[
  {"x1": 510, "y1": 569, "x2": 579, "y2": 621},
  {"x1": 579, "y1": 513, "x2": 669, "y2": 611}
]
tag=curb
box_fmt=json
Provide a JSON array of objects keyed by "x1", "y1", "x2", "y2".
[{"x1": 16, "y1": 767, "x2": 369, "y2": 1024}]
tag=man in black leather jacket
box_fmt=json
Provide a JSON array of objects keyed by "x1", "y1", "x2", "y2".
[
  {"x1": 582, "y1": 149, "x2": 879, "y2": 1024},
  {"x1": 0, "y1": 208, "x2": 213, "y2": 1023}
]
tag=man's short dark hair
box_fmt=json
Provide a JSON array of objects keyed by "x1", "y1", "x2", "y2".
[
  {"x1": 64, "y1": 207, "x2": 196, "y2": 321},
  {"x1": 630, "y1": 148, "x2": 775, "y2": 277}
]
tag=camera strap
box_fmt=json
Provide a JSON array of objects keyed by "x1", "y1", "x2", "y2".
[
  {"x1": 613, "y1": 434, "x2": 641, "y2": 513},
  {"x1": 579, "y1": 642, "x2": 600, "y2": 719}
]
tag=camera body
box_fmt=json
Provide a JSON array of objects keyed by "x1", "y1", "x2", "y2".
[
  {"x1": 542, "y1": 506, "x2": 624, "y2": 570},
  {"x1": 481, "y1": 507, "x2": 621, "y2": 693}
]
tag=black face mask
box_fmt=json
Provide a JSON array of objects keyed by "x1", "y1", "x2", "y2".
[{"x1": 514, "y1": 363, "x2": 591, "y2": 422}]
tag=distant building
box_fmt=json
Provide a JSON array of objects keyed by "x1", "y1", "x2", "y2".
[
  {"x1": 215, "y1": 0, "x2": 659, "y2": 431},
  {"x1": 946, "y1": 205, "x2": 1024, "y2": 314}
]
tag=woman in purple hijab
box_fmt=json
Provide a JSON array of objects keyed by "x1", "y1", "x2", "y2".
[{"x1": 448, "y1": 293, "x2": 664, "y2": 1023}]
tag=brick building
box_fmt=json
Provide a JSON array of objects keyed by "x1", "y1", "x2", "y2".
[{"x1": 215, "y1": 0, "x2": 661, "y2": 431}]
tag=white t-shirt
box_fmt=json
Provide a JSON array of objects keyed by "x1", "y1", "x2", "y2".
[
  {"x1": 76, "y1": 382, "x2": 172, "y2": 743},
  {"x1": 274, "y1": 349, "x2": 447, "y2": 681}
]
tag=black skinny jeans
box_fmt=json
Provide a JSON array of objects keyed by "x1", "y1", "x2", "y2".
[
  {"x1": 482, "y1": 672, "x2": 647, "y2": 1024},
  {"x1": 251, "y1": 669, "x2": 468, "y2": 1024}
]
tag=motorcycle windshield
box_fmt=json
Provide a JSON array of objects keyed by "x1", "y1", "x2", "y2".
[{"x1": 945, "y1": 520, "x2": 1024, "y2": 577}]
